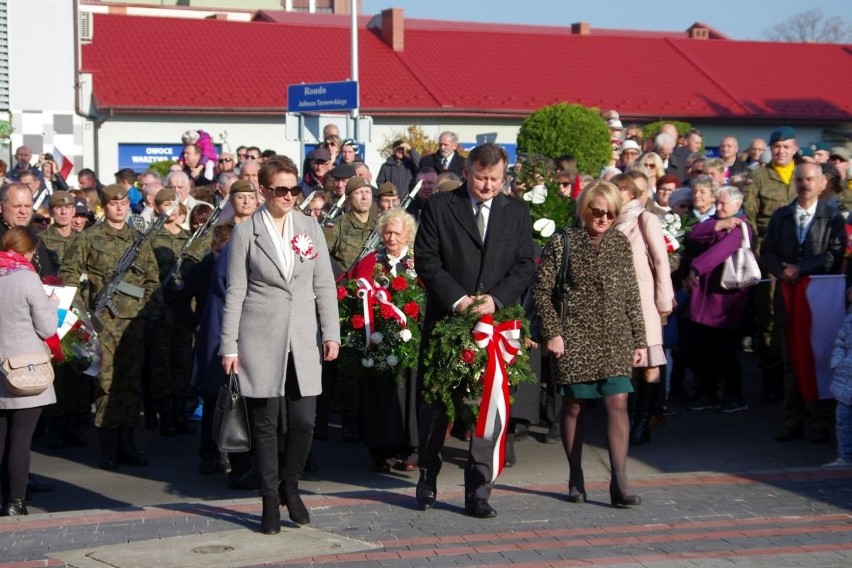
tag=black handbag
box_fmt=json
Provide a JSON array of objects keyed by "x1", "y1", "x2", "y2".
[
  {"x1": 211, "y1": 370, "x2": 251, "y2": 453},
  {"x1": 551, "y1": 229, "x2": 571, "y2": 321}
]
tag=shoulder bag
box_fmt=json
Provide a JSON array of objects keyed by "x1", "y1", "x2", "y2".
[
  {"x1": 211, "y1": 370, "x2": 251, "y2": 453},
  {"x1": 720, "y1": 222, "x2": 761, "y2": 290},
  {"x1": 1, "y1": 344, "x2": 54, "y2": 396},
  {"x1": 551, "y1": 229, "x2": 571, "y2": 321}
]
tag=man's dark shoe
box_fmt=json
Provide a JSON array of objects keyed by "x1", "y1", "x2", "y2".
[
  {"x1": 415, "y1": 470, "x2": 436, "y2": 510},
  {"x1": 775, "y1": 424, "x2": 804, "y2": 442},
  {"x1": 464, "y1": 498, "x2": 497, "y2": 518}
]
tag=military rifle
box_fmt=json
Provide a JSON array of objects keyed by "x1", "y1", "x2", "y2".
[
  {"x1": 90, "y1": 201, "x2": 178, "y2": 331},
  {"x1": 345, "y1": 180, "x2": 423, "y2": 278},
  {"x1": 163, "y1": 198, "x2": 226, "y2": 290}
]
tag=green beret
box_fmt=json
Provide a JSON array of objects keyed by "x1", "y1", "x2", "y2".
[
  {"x1": 345, "y1": 176, "x2": 370, "y2": 196},
  {"x1": 102, "y1": 184, "x2": 129, "y2": 202},
  {"x1": 48, "y1": 191, "x2": 75, "y2": 208},
  {"x1": 230, "y1": 179, "x2": 255, "y2": 194},
  {"x1": 378, "y1": 182, "x2": 398, "y2": 198},
  {"x1": 154, "y1": 188, "x2": 177, "y2": 206},
  {"x1": 769, "y1": 126, "x2": 796, "y2": 146}
]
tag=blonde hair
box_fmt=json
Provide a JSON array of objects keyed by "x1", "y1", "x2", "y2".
[
  {"x1": 377, "y1": 209, "x2": 417, "y2": 245},
  {"x1": 577, "y1": 180, "x2": 622, "y2": 226}
]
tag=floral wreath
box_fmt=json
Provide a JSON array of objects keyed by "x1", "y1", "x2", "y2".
[
  {"x1": 422, "y1": 303, "x2": 537, "y2": 424},
  {"x1": 338, "y1": 250, "x2": 425, "y2": 377}
]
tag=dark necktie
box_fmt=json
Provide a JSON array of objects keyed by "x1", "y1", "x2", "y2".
[{"x1": 441, "y1": 156, "x2": 449, "y2": 171}]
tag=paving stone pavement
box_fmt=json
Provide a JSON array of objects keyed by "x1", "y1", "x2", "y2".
[{"x1": 1, "y1": 365, "x2": 851, "y2": 567}]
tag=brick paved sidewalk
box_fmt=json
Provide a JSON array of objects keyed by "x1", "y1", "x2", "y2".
[{"x1": 1, "y1": 468, "x2": 850, "y2": 568}]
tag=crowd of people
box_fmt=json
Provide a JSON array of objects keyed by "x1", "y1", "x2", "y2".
[{"x1": 0, "y1": 118, "x2": 851, "y2": 533}]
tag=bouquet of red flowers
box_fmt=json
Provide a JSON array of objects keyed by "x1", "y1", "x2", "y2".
[
  {"x1": 422, "y1": 304, "x2": 537, "y2": 423},
  {"x1": 338, "y1": 258, "x2": 425, "y2": 377}
]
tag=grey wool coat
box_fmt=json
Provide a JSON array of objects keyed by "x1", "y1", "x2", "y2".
[
  {"x1": 0, "y1": 269, "x2": 58, "y2": 409},
  {"x1": 219, "y1": 209, "x2": 340, "y2": 398}
]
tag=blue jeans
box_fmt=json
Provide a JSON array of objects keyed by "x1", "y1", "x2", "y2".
[{"x1": 837, "y1": 401, "x2": 852, "y2": 462}]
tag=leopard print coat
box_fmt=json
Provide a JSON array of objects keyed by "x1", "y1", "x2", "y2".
[{"x1": 532, "y1": 227, "x2": 646, "y2": 385}]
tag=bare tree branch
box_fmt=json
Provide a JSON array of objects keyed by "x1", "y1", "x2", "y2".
[{"x1": 764, "y1": 7, "x2": 852, "y2": 43}]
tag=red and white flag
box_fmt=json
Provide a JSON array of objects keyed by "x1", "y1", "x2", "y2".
[
  {"x1": 781, "y1": 274, "x2": 846, "y2": 401},
  {"x1": 52, "y1": 147, "x2": 74, "y2": 181}
]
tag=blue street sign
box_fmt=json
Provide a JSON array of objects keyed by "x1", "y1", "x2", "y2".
[
  {"x1": 287, "y1": 81, "x2": 358, "y2": 113},
  {"x1": 117, "y1": 143, "x2": 222, "y2": 172}
]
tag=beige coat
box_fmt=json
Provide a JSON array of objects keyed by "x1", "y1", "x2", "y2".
[
  {"x1": 616, "y1": 201, "x2": 674, "y2": 348},
  {"x1": 220, "y1": 208, "x2": 340, "y2": 398}
]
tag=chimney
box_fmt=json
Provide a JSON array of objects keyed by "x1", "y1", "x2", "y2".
[
  {"x1": 571, "y1": 22, "x2": 590, "y2": 36},
  {"x1": 689, "y1": 25, "x2": 710, "y2": 40},
  {"x1": 381, "y1": 8, "x2": 404, "y2": 51}
]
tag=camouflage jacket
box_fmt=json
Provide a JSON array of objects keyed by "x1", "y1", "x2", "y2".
[
  {"x1": 323, "y1": 210, "x2": 377, "y2": 271},
  {"x1": 40, "y1": 224, "x2": 78, "y2": 270}
]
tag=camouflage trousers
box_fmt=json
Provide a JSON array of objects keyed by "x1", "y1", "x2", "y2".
[
  {"x1": 146, "y1": 312, "x2": 194, "y2": 400},
  {"x1": 94, "y1": 317, "x2": 146, "y2": 428}
]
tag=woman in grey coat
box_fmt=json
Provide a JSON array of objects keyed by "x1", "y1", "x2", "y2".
[
  {"x1": 0, "y1": 227, "x2": 59, "y2": 516},
  {"x1": 220, "y1": 157, "x2": 340, "y2": 535}
]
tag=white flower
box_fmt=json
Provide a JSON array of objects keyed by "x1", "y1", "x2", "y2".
[
  {"x1": 361, "y1": 357, "x2": 374, "y2": 368},
  {"x1": 386, "y1": 355, "x2": 399, "y2": 367},
  {"x1": 370, "y1": 332, "x2": 384, "y2": 344},
  {"x1": 399, "y1": 329, "x2": 412, "y2": 342},
  {"x1": 533, "y1": 217, "x2": 556, "y2": 238},
  {"x1": 522, "y1": 184, "x2": 548, "y2": 204}
]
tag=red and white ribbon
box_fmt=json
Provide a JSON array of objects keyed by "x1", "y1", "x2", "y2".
[
  {"x1": 471, "y1": 314, "x2": 522, "y2": 482},
  {"x1": 355, "y1": 277, "x2": 407, "y2": 346}
]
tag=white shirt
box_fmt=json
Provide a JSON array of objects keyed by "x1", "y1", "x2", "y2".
[{"x1": 795, "y1": 201, "x2": 818, "y2": 243}]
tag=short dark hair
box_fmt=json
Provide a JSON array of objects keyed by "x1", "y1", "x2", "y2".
[
  {"x1": 246, "y1": 146, "x2": 262, "y2": 155},
  {"x1": 466, "y1": 143, "x2": 508, "y2": 171},
  {"x1": 259, "y1": 156, "x2": 299, "y2": 188},
  {"x1": 261, "y1": 149, "x2": 277, "y2": 159}
]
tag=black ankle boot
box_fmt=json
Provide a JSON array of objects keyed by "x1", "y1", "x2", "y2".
[
  {"x1": 281, "y1": 481, "x2": 309, "y2": 525},
  {"x1": 98, "y1": 428, "x2": 119, "y2": 470},
  {"x1": 117, "y1": 427, "x2": 149, "y2": 466},
  {"x1": 4, "y1": 499, "x2": 28, "y2": 516},
  {"x1": 260, "y1": 495, "x2": 281, "y2": 534}
]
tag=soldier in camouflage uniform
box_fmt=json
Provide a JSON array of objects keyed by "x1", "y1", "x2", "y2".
[
  {"x1": 323, "y1": 176, "x2": 377, "y2": 442},
  {"x1": 59, "y1": 185, "x2": 160, "y2": 470},
  {"x1": 147, "y1": 189, "x2": 204, "y2": 436},
  {"x1": 743, "y1": 126, "x2": 798, "y2": 405},
  {"x1": 41, "y1": 191, "x2": 90, "y2": 449}
]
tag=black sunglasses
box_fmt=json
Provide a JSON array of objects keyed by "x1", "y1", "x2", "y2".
[
  {"x1": 218, "y1": 158, "x2": 233, "y2": 163},
  {"x1": 589, "y1": 207, "x2": 614, "y2": 220},
  {"x1": 265, "y1": 185, "x2": 301, "y2": 198}
]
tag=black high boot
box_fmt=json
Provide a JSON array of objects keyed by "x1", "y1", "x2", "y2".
[
  {"x1": 156, "y1": 398, "x2": 176, "y2": 436},
  {"x1": 260, "y1": 494, "x2": 281, "y2": 535},
  {"x1": 630, "y1": 382, "x2": 657, "y2": 447},
  {"x1": 117, "y1": 427, "x2": 149, "y2": 466},
  {"x1": 98, "y1": 428, "x2": 119, "y2": 470},
  {"x1": 279, "y1": 435, "x2": 312, "y2": 525}
]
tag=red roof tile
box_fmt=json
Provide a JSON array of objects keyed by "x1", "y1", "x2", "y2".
[{"x1": 81, "y1": 12, "x2": 852, "y2": 122}]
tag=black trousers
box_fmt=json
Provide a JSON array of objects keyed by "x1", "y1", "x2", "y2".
[
  {"x1": 418, "y1": 399, "x2": 495, "y2": 503},
  {"x1": 246, "y1": 359, "x2": 316, "y2": 498},
  {"x1": 0, "y1": 407, "x2": 42, "y2": 500}
]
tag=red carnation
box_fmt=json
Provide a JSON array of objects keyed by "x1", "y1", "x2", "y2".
[
  {"x1": 391, "y1": 276, "x2": 408, "y2": 291},
  {"x1": 337, "y1": 286, "x2": 348, "y2": 301},
  {"x1": 461, "y1": 349, "x2": 476, "y2": 364},
  {"x1": 380, "y1": 304, "x2": 395, "y2": 319},
  {"x1": 403, "y1": 301, "x2": 419, "y2": 318},
  {"x1": 351, "y1": 314, "x2": 365, "y2": 329},
  {"x1": 508, "y1": 356, "x2": 517, "y2": 366}
]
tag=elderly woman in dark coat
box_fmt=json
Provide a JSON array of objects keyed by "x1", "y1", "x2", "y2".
[{"x1": 533, "y1": 180, "x2": 646, "y2": 507}]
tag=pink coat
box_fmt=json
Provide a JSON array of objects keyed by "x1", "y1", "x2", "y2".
[{"x1": 616, "y1": 201, "x2": 674, "y2": 348}]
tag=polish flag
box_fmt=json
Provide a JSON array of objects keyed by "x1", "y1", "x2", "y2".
[
  {"x1": 52, "y1": 147, "x2": 74, "y2": 180},
  {"x1": 781, "y1": 274, "x2": 846, "y2": 401}
]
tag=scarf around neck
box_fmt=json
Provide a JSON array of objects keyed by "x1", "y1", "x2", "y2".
[
  {"x1": 0, "y1": 250, "x2": 35, "y2": 278},
  {"x1": 259, "y1": 206, "x2": 294, "y2": 282},
  {"x1": 614, "y1": 199, "x2": 644, "y2": 233}
]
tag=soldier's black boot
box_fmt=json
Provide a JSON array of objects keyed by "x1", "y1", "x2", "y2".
[
  {"x1": 173, "y1": 397, "x2": 197, "y2": 435},
  {"x1": 156, "y1": 398, "x2": 176, "y2": 437},
  {"x1": 117, "y1": 427, "x2": 149, "y2": 466},
  {"x1": 98, "y1": 428, "x2": 119, "y2": 470}
]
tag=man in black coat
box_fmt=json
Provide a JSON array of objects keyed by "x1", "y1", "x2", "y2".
[
  {"x1": 414, "y1": 143, "x2": 534, "y2": 518},
  {"x1": 418, "y1": 131, "x2": 466, "y2": 178},
  {"x1": 760, "y1": 162, "x2": 845, "y2": 444},
  {"x1": 0, "y1": 183, "x2": 56, "y2": 277}
]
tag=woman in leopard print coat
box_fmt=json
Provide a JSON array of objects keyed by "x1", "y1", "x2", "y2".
[{"x1": 533, "y1": 180, "x2": 646, "y2": 508}]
